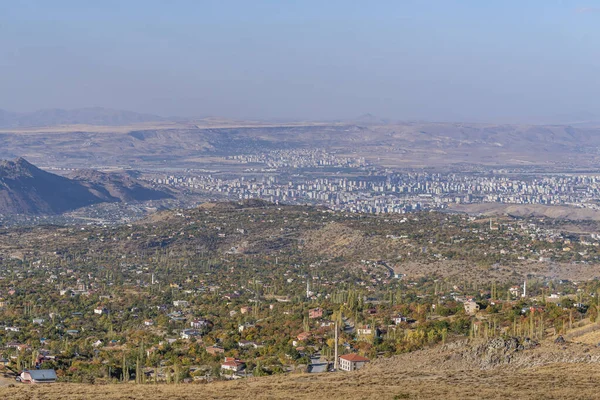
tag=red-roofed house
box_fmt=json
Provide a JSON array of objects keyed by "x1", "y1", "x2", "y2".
[
  {"x1": 339, "y1": 353, "x2": 370, "y2": 372},
  {"x1": 221, "y1": 357, "x2": 245, "y2": 372}
]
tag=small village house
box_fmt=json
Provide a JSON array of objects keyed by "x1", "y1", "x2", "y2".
[
  {"x1": 338, "y1": 353, "x2": 370, "y2": 372},
  {"x1": 221, "y1": 357, "x2": 245, "y2": 372},
  {"x1": 180, "y1": 329, "x2": 202, "y2": 340},
  {"x1": 308, "y1": 307, "x2": 323, "y2": 319},
  {"x1": 464, "y1": 300, "x2": 480, "y2": 315},
  {"x1": 240, "y1": 306, "x2": 252, "y2": 314},
  {"x1": 190, "y1": 318, "x2": 213, "y2": 330},
  {"x1": 94, "y1": 307, "x2": 108, "y2": 315},
  {"x1": 19, "y1": 369, "x2": 57, "y2": 384}
]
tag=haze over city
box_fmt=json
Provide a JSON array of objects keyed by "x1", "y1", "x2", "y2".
[{"x1": 2, "y1": 0, "x2": 600, "y2": 122}]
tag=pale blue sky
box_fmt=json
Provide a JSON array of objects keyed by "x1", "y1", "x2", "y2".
[{"x1": 1, "y1": 0, "x2": 599, "y2": 122}]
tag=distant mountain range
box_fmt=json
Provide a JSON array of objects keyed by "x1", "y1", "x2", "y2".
[
  {"x1": 0, "y1": 158, "x2": 172, "y2": 215},
  {"x1": 0, "y1": 107, "x2": 166, "y2": 128}
]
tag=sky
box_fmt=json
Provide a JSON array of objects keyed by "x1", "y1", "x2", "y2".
[{"x1": 1, "y1": 0, "x2": 599, "y2": 122}]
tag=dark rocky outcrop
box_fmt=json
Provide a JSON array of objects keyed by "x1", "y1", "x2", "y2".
[{"x1": 0, "y1": 158, "x2": 171, "y2": 215}]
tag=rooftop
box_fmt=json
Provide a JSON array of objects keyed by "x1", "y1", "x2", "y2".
[{"x1": 339, "y1": 353, "x2": 370, "y2": 362}]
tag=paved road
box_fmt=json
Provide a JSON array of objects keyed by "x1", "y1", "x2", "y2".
[
  {"x1": 378, "y1": 261, "x2": 394, "y2": 279},
  {"x1": 308, "y1": 352, "x2": 329, "y2": 373}
]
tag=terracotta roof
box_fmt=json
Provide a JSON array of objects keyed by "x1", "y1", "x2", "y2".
[
  {"x1": 339, "y1": 353, "x2": 370, "y2": 362},
  {"x1": 222, "y1": 360, "x2": 244, "y2": 367}
]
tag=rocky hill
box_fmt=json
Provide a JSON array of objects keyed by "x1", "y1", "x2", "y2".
[
  {"x1": 0, "y1": 158, "x2": 171, "y2": 215},
  {"x1": 68, "y1": 169, "x2": 172, "y2": 203}
]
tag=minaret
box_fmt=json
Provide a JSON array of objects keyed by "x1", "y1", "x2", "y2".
[
  {"x1": 334, "y1": 320, "x2": 339, "y2": 371},
  {"x1": 306, "y1": 279, "x2": 310, "y2": 298},
  {"x1": 522, "y1": 279, "x2": 527, "y2": 298},
  {"x1": 151, "y1": 274, "x2": 155, "y2": 285}
]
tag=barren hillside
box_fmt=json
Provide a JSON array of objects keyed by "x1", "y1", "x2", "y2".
[
  {"x1": 2, "y1": 337, "x2": 599, "y2": 399},
  {"x1": 2, "y1": 121, "x2": 600, "y2": 168}
]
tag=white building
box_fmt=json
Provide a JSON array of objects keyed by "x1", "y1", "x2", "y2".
[{"x1": 338, "y1": 354, "x2": 370, "y2": 372}]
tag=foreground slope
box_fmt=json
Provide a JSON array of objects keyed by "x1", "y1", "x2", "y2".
[{"x1": 2, "y1": 338, "x2": 599, "y2": 399}]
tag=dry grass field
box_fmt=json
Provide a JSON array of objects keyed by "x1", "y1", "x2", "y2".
[{"x1": 3, "y1": 338, "x2": 600, "y2": 400}]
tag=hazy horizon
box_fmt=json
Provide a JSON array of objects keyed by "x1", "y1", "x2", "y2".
[{"x1": 2, "y1": 1, "x2": 599, "y2": 123}]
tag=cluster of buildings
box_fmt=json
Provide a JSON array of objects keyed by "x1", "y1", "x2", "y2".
[
  {"x1": 224, "y1": 149, "x2": 368, "y2": 170},
  {"x1": 152, "y1": 169, "x2": 600, "y2": 214}
]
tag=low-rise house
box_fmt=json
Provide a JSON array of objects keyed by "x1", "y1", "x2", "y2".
[
  {"x1": 297, "y1": 332, "x2": 311, "y2": 342},
  {"x1": 173, "y1": 300, "x2": 189, "y2": 307},
  {"x1": 221, "y1": 357, "x2": 245, "y2": 372},
  {"x1": 338, "y1": 353, "x2": 370, "y2": 372},
  {"x1": 238, "y1": 340, "x2": 259, "y2": 349},
  {"x1": 240, "y1": 306, "x2": 252, "y2": 314},
  {"x1": 238, "y1": 322, "x2": 255, "y2": 333},
  {"x1": 180, "y1": 329, "x2": 202, "y2": 340},
  {"x1": 94, "y1": 307, "x2": 108, "y2": 315},
  {"x1": 309, "y1": 307, "x2": 323, "y2": 319},
  {"x1": 356, "y1": 325, "x2": 381, "y2": 341},
  {"x1": 17, "y1": 344, "x2": 31, "y2": 352},
  {"x1": 32, "y1": 318, "x2": 45, "y2": 325},
  {"x1": 392, "y1": 315, "x2": 414, "y2": 325},
  {"x1": 223, "y1": 293, "x2": 240, "y2": 301},
  {"x1": 190, "y1": 318, "x2": 213, "y2": 330},
  {"x1": 19, "y1": 369, "x2": 57, "y2": 384},
  {"x1": 464, "y1": 300, "x2": 480, "y2": 315},
  {"x1": 144, "y1": 320, "x2": 154, "y2": 326},
  {"x1": 167, "y1": 311, "x2": 183, "y2": 318}
]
